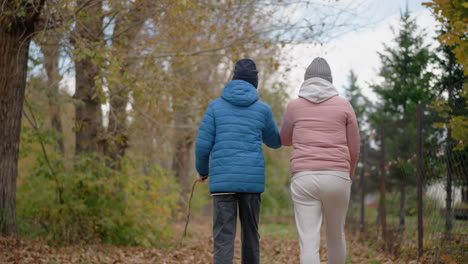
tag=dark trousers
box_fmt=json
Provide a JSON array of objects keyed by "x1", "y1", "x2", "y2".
[{"x1": 213, "y1": 193, "x2": 261, "y2": 264}]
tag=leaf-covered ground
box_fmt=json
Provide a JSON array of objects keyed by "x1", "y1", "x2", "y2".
[{"x1": 0, "y1": 219, "x2": 428, "y2": 264}]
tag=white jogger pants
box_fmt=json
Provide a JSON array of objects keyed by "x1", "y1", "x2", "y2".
[{"x1": 291, "y1": 171, "x2": 352, "y2": 264}]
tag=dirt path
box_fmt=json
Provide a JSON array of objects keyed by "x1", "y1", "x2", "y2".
[{"x1": 1, "y1": 219, "x2": 420, "y2": 264}]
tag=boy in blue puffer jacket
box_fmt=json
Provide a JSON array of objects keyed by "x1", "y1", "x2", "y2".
[{"x1": 195, "y1": 59, "x2": 281, "y2": 264}]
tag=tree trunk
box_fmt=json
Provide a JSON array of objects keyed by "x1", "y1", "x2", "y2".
[
  {"x1": 105, "y1": 2, "x2": 148, "y2": 170},
  {"x1": 40, "y1": 34, "x2": 64, "y2": 153},
  {"x1": 171, "y1": 112, "x2": 196, "y2": 199},
  {"x1": 379, "y1": 122, "x2": 387, "y2": 250},
  {"x1": 445, "y1": 128, "x2": 454, "y2": 240},
  {"x1": 169, "y1": 58, "x2": 219, "y2": 200},
  {"x1": 73, "y1": 0, "x2": 104, "y2": 154},
  {"x1": 445, "y1": 87, "x2": 454, "y2": 240},
  {"x1": 106, "y1": 89, "x2": 128, "y2": 169},
  {"x1": 399, "y1": 183, "x2": 406, "y2": 231},
  {"x1": 360, "y1": 139, "x2": 367, "y2": 234},
  {"x1": 0, "y1": 17, "x2": 35, "y2": 237},
  {"x1": 462, "y1": 187, "x2": 468, "y2": 204}
]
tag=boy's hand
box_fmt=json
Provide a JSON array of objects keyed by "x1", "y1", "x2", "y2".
[{"x1": 196, "y1": 175, "x2": 208, "y2": 183}]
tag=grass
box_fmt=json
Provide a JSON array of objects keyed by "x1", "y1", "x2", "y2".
[
  {"x1": 347, "y1": 203, "x2": 468, "y2": 263},
  {"x1": 259, "y1": 222, "x2": 298, "y2": 240}
]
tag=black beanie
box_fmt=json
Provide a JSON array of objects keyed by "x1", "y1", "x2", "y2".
[{"x1": 232, "y1": 59, "x2": 258, "y2": 88}]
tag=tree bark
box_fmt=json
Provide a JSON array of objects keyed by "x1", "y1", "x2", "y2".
[
  {"x1": 169, "y1": 58, "x2": 220, "y2": 199},
  {"x1": 105, "y1": 1, "x2": 148, "y2": 170},
  {"x1": 359, "y1": 139, "x2": 367, "y2": 234},
  {"x1": 106, "y1": 89, "x2": 128, "y2": 169},
  {"x1": 0, "y1": 1, "x2": 42, "y2": 235},
  {"x1": 445, "y1": 87, "x2": 454, "y2": 240},
  {"x1": 379, "y1": 122, "x2": 387, "y2": 250},
  {"x1": 73, "y1": 0, "x2": 104, "y2": 154},
  {"x1": 462, "y1": 187, "x2": 468, "y2": 204},
  {"x1": 171, "y1": 112, "x2": 196, "y2": 198},
  {"x1": 39, "y1": 33, "x2": 64, "y2": 153},
  {"x1": 416, "y1": 103, "x2": 424, "y2": 258},
  {"x1": 445, "y1": 128, "x2": 454, "y2": 240},
  {"x1": 399, "y1": 183, "x2": 406, "y2": 231}
]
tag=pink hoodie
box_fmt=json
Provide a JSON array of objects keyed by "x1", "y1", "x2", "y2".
[{"x1": 280, "y1": 77, "x2": 360, "y2": 179}]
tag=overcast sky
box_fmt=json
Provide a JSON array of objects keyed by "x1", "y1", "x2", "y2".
[
  {"x1": 282, "y1": 0, "x2": 439, "y2": 101},
  {"x1": 58, "y1": 0, "x2": 439, "y2": 101}
]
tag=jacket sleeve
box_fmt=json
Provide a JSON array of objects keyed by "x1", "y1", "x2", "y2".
[
  {"x1": 195, "y1": 103, "x2": 216, "y2": 176},
  {"x1": 346, "y1": 102, "x2": 361, "y2": 180},
  {"x1": 262, "y1": 105, "x2": 281, "y2": 149},
  {"x1": 280, "y1": 102, "x2": 294, "y2": 146}
]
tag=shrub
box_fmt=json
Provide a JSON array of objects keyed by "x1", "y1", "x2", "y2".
[
  {"x1": 17, "y1": 153, "x2": 178, "y2": 246},
  {"x1": 262, "y1": 147, "x2": 293, "y2": 218}
]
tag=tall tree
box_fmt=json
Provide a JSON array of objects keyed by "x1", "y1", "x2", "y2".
[
  {"x1": 432, "y1": 22, "x2": 467, "y2": 237},
  {"x1": 38, "y1": 31, "x2": 64, "y2": 154},
  {"x1": 157, "y1": 0, "x2": 274, "y2": 194},
  {"x1": 344, "y1": 70, "x2": 371, "y2": 131},
  {"x1": 104, "y1": 0, "x2": 153, "y2": 170},
  {"x1": 0, "y1": 0, "x2": 46, "y2": 236},
  {"x1": 423, "y1": 0, "x2": 467, "y2": 73},
  {"x1": 72, "y1": 0, "x2": 105, "y2": 155},
  {"x1": 343, "y1": 70, "x2": 372, "y2": 229},
  {"x1": 343, "y1": 70, "x2": 372, "y2": 188},
  {"x1": 72, "y1": 0, "x2": 161, "y2": 164},
  {"x1": 423, "y1": 0, "x2": 468, "y2": 150},
  {"x1": 371, "y1": 9, "x2": 434, "y2": 231}
]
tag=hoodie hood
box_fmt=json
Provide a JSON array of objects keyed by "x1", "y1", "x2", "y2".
[
  {"x1": 222, "y1": 80, "x2": 259, "y2": 107},
  {"x1": 298, "y1": 77, "x2": 338, "y2": 103}
]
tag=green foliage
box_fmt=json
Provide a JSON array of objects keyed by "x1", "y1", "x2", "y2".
[
  {"x1": 262, "y1": 147, "x2": 293, "y2": 217},
  {"x1": 260, "y1": 81, "x2": 289, "y2": 122},
  {"x1": 17, "y1": 46, "x2": 182, "y2": 246},
  {"x1": 343, "y1": 70, "x2": 373, "y2": 196},
  {"x1": 424, "y1": 0, "x2": 468, "y2": 151},
  {"x1": 343, "y1": 70, "x2": 371, "y2": 132},
  {"x1": 17, "y1": 153, "x2": 178, "y2": 246},
  {"x1": 259, "y1": 223, "x2": 298, "y2": 240},
  {"x1": 383, "y1": 190, "x2": 440, "y2": 218},
  {"x1": 370, "y1": 10, "x2": 440, "y2": 186},
  {"x1": 430, "y1": 22, "x2": 468, "y2": 191},
  {"x1": 261, "y1": 81, "x2": 293, "y2": 217},
  {"x1": 17, "y1": 94, "x2": 179, "y2": 246},
  {"x1": 372, "y1": 11, "x2": 434, "y2": 115},
  {"x1": 432, "y1": 23, "x2": 467, "y2": 152},
  {"x1": 190, "y1": 178, "x2": 211, "y2": 219}
]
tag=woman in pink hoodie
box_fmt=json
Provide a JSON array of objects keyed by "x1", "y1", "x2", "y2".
[{"x1": 280, "y1": 57, "x2": 360, "y2": 264}]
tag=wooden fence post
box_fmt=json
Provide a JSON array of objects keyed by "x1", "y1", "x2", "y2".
[
  {"x1": 379, "y1": 122, "x2": 387, "y2": 250},
  {"x1": 417, "y1": 104, "x2": 424, "y2": 258},
  {"x1": 360, "y1": 138, "x2": 368, "y2": 234}
]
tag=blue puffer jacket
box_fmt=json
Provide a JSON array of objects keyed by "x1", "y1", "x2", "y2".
[{"x1": 195, "y1": 80, "x2": 281, "y2": 193}]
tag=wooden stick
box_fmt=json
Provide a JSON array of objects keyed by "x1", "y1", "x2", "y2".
[{"x1": 180, "y1": 179, "x2": 198, "y2": 247}]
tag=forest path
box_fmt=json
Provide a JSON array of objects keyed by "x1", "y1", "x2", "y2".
[{"x1": 1, "y1": 219, "x2": 419, "y2": 264}]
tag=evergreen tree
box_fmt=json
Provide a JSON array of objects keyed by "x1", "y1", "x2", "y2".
[
  {"x1": 344, "y1": 70, "x2": 371, "y2": 132},
  {"x1": 343, "y1": 70, "x2": 379, "y2": 230},
  {"x1": 371, "y1": 9, "x2": 435, "y2": 230}
]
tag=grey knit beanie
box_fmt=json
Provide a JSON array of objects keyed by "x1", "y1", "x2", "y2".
[{"x1": 304, "y1": 57, "x2": 333, "y2": 83}]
